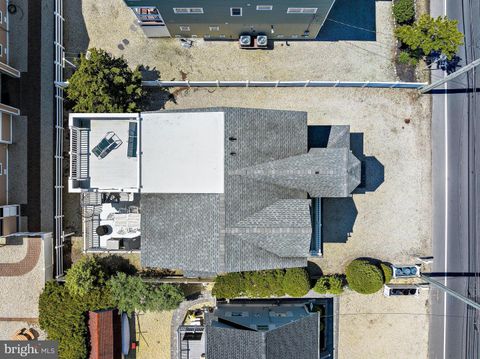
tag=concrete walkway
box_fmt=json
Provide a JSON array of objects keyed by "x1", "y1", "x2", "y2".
[{"x1": 170, "y1": 294, "x2": 215, "y2": 359}]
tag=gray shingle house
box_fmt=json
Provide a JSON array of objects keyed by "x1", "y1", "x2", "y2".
[
  {"x1": 69, "y1": 108, "x2": 360, "y2": 276},
  {"x1": 122, "y1": 0, "x2": 336, "y2": 40},
  {"x1": 203, "y1": 299, "x2": 333, "y2": 359},
  {"x1": 140, "y1": 108, "x2": 360, "y2": 277}
]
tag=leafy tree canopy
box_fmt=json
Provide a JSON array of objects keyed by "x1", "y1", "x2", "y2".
[
  {"x1": 395, "y1": 15, "x2": 464, "y2": 60},
  {"x1": 66, "y1": 48, "x2": 143, "y2": 112}
]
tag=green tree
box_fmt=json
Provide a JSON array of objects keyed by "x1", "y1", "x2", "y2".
[
  {"x1": 395, "y1": 15, "x2": 464, "y2": 59},
  {"x1": 345, "y1": 259, "x2": 384, "y2": 294},
  {"x1": 392, "y1": 0, "x2": 415, "y2": 25},
  {"x1": 282, "y1": 268, "x2": 311, "y2": 297},
  {"x1": 66, "y1": 48, "x2": 143, "y2": 112},
  {"x1": 65, "y1": 256, "x2": 106, "y2": 298},
  {"x1": 108, "y1": 273, "x2": 184, "y2": 315},
  {"x1": 144, "y1": 284, "x2": 184, "y2": 311},
  {"x1": 39, "y1": 281, "x2": 113, "y2": 359},
  {"x1": 313, "y1": 275, "x2": 344, "y2": 295}
]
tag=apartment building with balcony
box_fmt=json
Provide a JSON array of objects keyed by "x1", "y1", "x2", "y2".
[
  {"x1": 122, "y1": 0, "x2": 336, "y2": 40},
  {"x1": 0, "y1": 0, "x2": 23, "y2": 239}
]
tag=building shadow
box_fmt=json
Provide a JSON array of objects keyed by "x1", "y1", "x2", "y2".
[
  {"x1": 316, "y1": 0, "x2": 376, "y2": 41},
  {"x1": 350, "y1": 133, "x2": 384, "y2": 194},
  {"x1": 138, "y1": 65, "x2": 176, "y2": 111},
  {"x1": 322, "y1": 197, "x2": 357, "y2": 243},
  {"x1": 307, "y1": 127, "x2": 384, "y2": 244},
  {"x1": 63, "y1": 0, "x2": 90, "y2": 78}
]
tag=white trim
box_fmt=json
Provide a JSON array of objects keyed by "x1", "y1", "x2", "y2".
[
  {"x1": 256, "y1": 5, "x2": 273, "y2": 11},
  {"x1": 173, "y1": 7, "x2": 204, "y2": 14},
  {"x1": 209, "y1": 25, "x2": 219, "y2": 31},
  {"x1": 287, "y1": 7, "x2": 318, "y2": 14},
  {"x1": 230, "y1": 7, "x2": 242, "y2": 16},
  {"x1": 179, "y1": 25, "x2": 190, "y2": 31},
  {"x1": 0, "y1": 10, "x2": 3, "y2": 24}
]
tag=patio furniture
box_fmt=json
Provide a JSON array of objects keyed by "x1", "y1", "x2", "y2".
[
  {"x1": 92, "y1": 131, "x2": 123, "y2": 159},
  {"x1": 127, "y1": 122, "x2": 138, "y2": 158},
  {"x1": 106, "y1": 238, "x2": 121, "y2": 250}
]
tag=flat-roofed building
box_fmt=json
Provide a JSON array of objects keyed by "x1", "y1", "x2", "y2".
[{"x1": 122, "y1": 0, "x2": 336, "y2": 40}]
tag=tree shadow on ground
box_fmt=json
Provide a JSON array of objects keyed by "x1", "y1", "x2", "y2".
[
  {"x1": 316, "y1": 0, "x2": 376, "y2": 41},
  {"x1": 138, "y1": 65, "x2": 176, "y2": 111},
  {"x1": 98, "y1": 255, "x2": 138, "y2": 276}
]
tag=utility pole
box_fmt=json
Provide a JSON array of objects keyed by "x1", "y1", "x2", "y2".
[
  {"x1": 421, "y1": 274, "x2": 480, "y2": 311},
  {"x1": 420, "y1": 57, "x2": 480, "y2": 93}
]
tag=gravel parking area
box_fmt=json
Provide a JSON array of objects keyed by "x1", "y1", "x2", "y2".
[{"x1": 65, "y1": 0, "x2": 413, "y2": 82}]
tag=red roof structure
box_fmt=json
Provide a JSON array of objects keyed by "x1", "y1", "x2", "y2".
[{"x1": 89, "y1": 309, "x2": 122, "y2": 359}]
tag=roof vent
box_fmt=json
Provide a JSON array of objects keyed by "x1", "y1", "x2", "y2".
[
  {"x1": 230, "y1": 152, "x2": 237, "y2": 156},
  {"x1": 229, "y1": 136, "x2": 237, "y2": 141}
]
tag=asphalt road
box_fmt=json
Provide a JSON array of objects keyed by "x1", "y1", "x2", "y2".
[{"x1": 430, "y1": 0, "x2": 480, "y2": 358}]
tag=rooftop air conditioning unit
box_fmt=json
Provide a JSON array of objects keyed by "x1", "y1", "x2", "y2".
[
  {"x1": 239, "y1": 35, "x2": 251, "y2": 47},
  {"x1": 256, "y1": 35, "x2": 268, "y2": 47}
]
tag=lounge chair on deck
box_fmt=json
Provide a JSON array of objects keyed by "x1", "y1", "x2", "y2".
[{"x1": 92, "y1": 131, "x2": 123, "y2": 159}]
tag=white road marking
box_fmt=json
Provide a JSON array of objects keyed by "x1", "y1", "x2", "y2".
[{"x1": 442, "y1": 0, "x2": 448, "y2": 358}]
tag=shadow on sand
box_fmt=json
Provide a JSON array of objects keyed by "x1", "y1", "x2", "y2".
[
  {"x1": 316, "y1": 0, "x2": 376, "y2": 41},
  {"x1": 308, "y1": 127, "x2": 384, "y2": 244}
]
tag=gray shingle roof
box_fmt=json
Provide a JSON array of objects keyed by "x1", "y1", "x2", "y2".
[
  {"x1": 140, "y1": 108, "x2": 360, "y2": 275},
  {"x1": 206, "y1": 313, "x2": 320, "y2": 359}
]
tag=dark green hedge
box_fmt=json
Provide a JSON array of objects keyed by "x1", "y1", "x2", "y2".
[{"x1": 212, "y1": 268, "x2": 311, "y2": 299}]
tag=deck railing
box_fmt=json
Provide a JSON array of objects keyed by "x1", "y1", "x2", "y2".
[{"x1": 70, "y1": 128, "x2": 90, "y2": 181}]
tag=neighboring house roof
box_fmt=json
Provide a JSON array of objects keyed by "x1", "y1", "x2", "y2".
[
  {"x1": 206, "y1": 313, "x2": 320, "y2": 359},
  {"x1": 88, "y1": 310, "x2": 121, "y2": 359},
  {"x1": 140, "y1": 108, "x2": 360, "y2": 276}
]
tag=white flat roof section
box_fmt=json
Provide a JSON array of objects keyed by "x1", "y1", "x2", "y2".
[
  {"x1": 140, "y1": 112, "x2": 225, "y2": 193},
  {"x1": 89, "y1": 119, "x2": 140, "y2": 192}
]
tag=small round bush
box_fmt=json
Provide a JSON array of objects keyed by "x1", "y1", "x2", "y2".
[
  {"x1": 282, "y1": 268, "x2": 311, "y2": 297},
  {"x1": 398, "y1": 51, "x2": 412, "y2": 64},
  {"x1": 313, "y1": 275, "x2": 344, "y2": 295},
  {"x1": 380, "y1": 263, "x2": 393, "y2": 284},
  {"x1": 393, "y1": 0, "x2": 415, "y2": 25},
  {"x1": 345, "y1": 259, "x2": 384, "y2": 294}
]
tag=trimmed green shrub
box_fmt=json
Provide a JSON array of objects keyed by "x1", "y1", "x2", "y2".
[
  {"x1": 282, "y1": 268, "x2": 311, "y2": 297},
  {"x1": 212, "y1": 268, "x2": 313, "y2": 299},
  {"x1": 39, "y1": 281, "x2": 113, "y2": 359},
  {"x1": 393, "y1": 0, "x2": 415, "y2": 25},
  {"x1": 212, "y1": 272, "x2": 246, "y2": 299},
  {"x1": 108, "y1": 272, "x2": 184, "y2": 315},
  {"x1": 65, "y1": 256, "x2": 106, "y2": 297},
  {"x1": 66, "y1": 48, "x2": 143, "y2": 112},
  {"x1": 380, "y1": 263, "x2": 393, "y2": 284},
  {"x1": 345, "y1": 259, "x2": 384, "y2": 294},
  {"x1": 244, "y1": 269, "x2": 286, "y2": 298},
  {"x1": 313, "y1": 275, "x2": 344, "y2": 295},
  {"x1": 395, "y1": 15, "x2": 464, "y2": 60}
]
